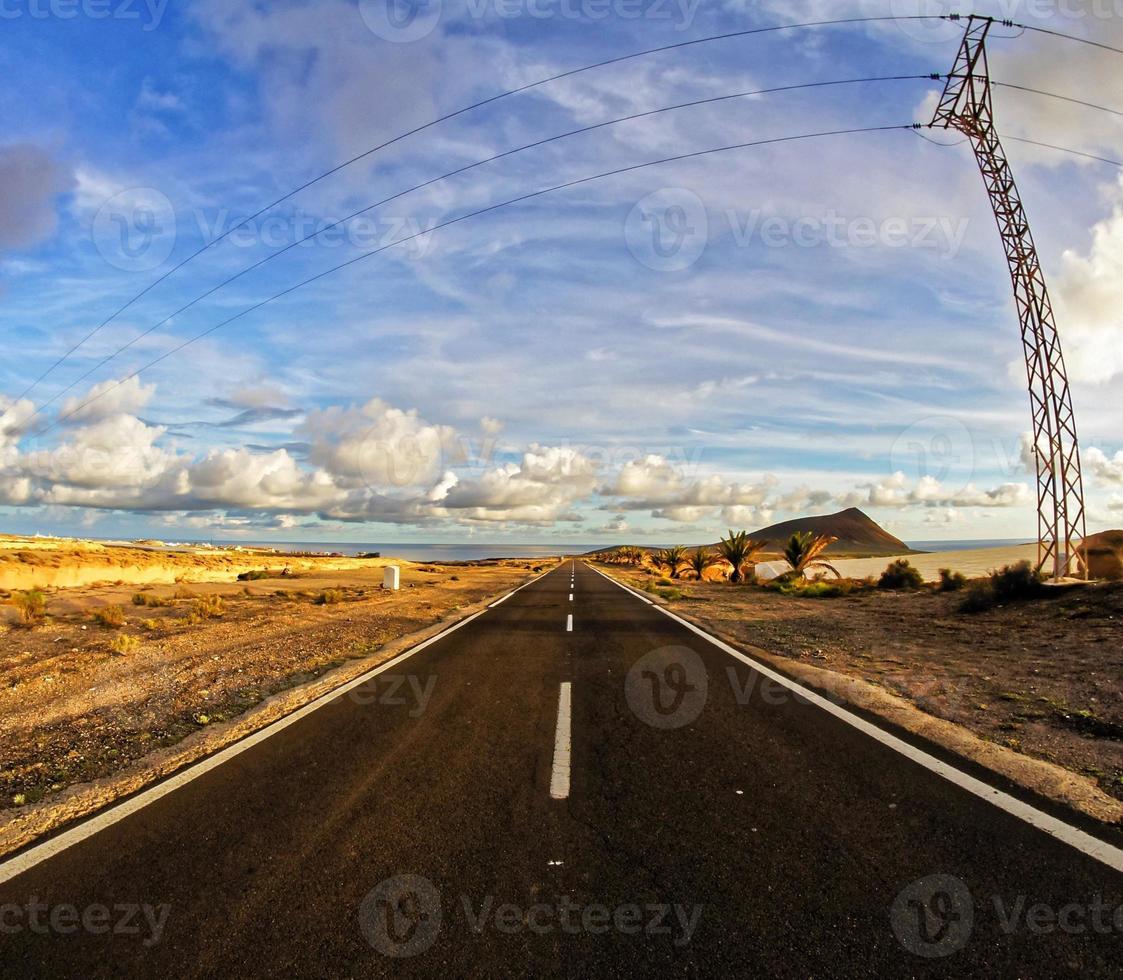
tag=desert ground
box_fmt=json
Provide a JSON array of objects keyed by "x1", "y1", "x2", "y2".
[
  {"x1": 0, "y1": 535, "x2": 549, "y2": 854},
  {"x1": 595, "y1": 550, "x2": 1123, "y2": 822}
]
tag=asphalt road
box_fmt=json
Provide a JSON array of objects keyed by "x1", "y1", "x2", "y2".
[{"x1": 1, "y1": 561, "x2": 1121, "y2": 978}]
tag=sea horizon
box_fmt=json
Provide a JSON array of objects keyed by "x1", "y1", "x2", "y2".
[{"x1": 27, "y1": 535, "x2": 1040, "y2": 562}]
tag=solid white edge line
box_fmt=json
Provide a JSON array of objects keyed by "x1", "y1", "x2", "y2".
[
  {"x1": 550, "y1": 682, "x2": 572, "y2": 800},
  {"x1": 592, "y1": 564, "x2": 1123, "y2": 874},
  {"x1": 0, "y1": 565, "x2": 560, "y2": 886},
  {"x1": 488, "y1": 561, "x2": 562, "y2": 608},
  {"x1": 588, "y1": 563, "x2": 653, "y2": 604}
]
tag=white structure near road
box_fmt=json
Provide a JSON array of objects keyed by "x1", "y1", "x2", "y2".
[{"x1": 383, "y1": 565, "x2": 400, "y2": 591}]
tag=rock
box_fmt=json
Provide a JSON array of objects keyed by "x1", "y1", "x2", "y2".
[{"x1": 1079, "y1": 530, "x2": 1123, "y2": 581}]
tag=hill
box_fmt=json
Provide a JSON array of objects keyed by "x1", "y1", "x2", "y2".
[
  {"x1": 586, "y1": 508, "x2": 915, "y2": 560},
  {"x1": 741, "y1": 508, "x2": 916, "y2": 557}
]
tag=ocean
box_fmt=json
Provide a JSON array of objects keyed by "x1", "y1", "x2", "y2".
[
  {"x1": 201, "y1": 542, "x2": 603, "y2": 562},
  {"x1": 179, "y1": 538, "x2": 1035, "y2": 560},
  {"x1": 904, "y1": 539, "x2": 1035, "y2": 553}
]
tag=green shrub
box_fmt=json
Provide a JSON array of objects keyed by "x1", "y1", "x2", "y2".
[
  {"x1": 315, "y1": 589, "x2": 344, "y2": 606},
  {"x1": 938, "y1": 568, "x2": 968, "y2": 592},
  {"x1": 11, "y1": 590, "x2": 46, "y2": 625},
  {"x1": 878, "y1": 559, "x2": 924, "y2": 591},
  {"x1": 991, "y1": 561, "x2": 1043, "y2": 602},
  {"x1": 94, "y1": 604, "x2": 126, "y2": 628},
  {"x1": 237, "y1": 569, "x2": 271, "y2": 582}
]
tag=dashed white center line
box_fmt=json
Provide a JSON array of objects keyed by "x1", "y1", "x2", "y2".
[
  {"x1": 569, "y1": 594, "x2": 573, "y2": 601},
  {"x1": 566, "y1": 614, "x2": 573, "y2": 632},
  {"x1": 550, "y1": 682, "x2": 572, "y2": 800}
]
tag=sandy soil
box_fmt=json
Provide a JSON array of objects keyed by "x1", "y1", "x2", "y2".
[
  {"x1": 828, "y1": 543, "x2": 1040, "y2": 582},
  {"x1": 599, "y1": 562, "x2": 1123, "y2": 821},
  {"x1": 0, "y1": 534, "x2": 390, "y2": 590},
  {"x1": 0, "y1": 555, "x2": 546, "y2": 834}
]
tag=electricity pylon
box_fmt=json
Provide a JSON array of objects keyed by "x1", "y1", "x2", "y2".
[{"x1": 932, "y1": 15, "x2": 1087, "y2": 580}]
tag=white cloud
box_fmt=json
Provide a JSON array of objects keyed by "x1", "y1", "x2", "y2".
[
  {"x1": 60, "y1": 376, "x2": 156, "y2": 423},
  {"x1": 606, "y1": 454, "x2": 777, "y2": 523},
  {"x1": 1086, "y1": 446, "x2": 1123, "y2": 485},
  {"x1": 842, "y1": 471, "x2": 1032, "y2": 510},
  {"x1": 437, "y1": 446, "x2": 599, "y2": 524},
  {"x1": 1054, "y1": 188, "x2": 1123, "y2": 384}
]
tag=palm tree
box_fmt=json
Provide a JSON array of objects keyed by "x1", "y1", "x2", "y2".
[
  {"x1": 783, "y1": 532, "x2": 840, "y2": 579},
  {"x1": 685, "y1": 547, "x2": 719, "y2": 581},
  {"x1": 653, "y1": 545, "x2": 689, "y2": 579},
  {"x1": 716, "y1": 530, "x2": 766, "y2": 584}
]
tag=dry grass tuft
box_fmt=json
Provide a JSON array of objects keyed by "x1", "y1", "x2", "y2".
[
  {"x1": 93, "y1": 605, "x2": 126, "y2": 628},
  {"x1": 11, "y1": 590, "x2": 46, "y2": 625},
  {"x1": 109, "y1": 634, "x2": 140, "y2": 655}
]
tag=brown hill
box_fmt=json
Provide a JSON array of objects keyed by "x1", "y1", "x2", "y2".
[
  {"x1": 588, "y1": 508, "x2": 916, "y2": 560},
  {"x1": 1079, "y1": 530, "x2": 1123, "y2": 581},
  {"x1": 740, "y1": 508, "x2": 915, "y2": 557}
]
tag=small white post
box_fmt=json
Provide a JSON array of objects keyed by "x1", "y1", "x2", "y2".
[{"x1": 383, "y1": 565, "x2": 400, "y2": 591}]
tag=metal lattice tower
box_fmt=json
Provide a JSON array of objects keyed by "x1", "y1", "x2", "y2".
[{"x1": 932, "y1": 15, "x2": 1087, "y2": 580}]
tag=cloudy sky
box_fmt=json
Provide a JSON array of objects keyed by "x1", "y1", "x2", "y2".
[{"x1": 2, "y1": 0, "x2": 1123, "y2": 546}]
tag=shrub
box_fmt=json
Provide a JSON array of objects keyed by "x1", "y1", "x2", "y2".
[
  {"x1": 959, "y1": 581, "x2": 995, "y2": 614},
  {"x1": 109, "y1": 634, "x2": 140, "y2": 655},
  {"x1": 315, "y1": 589, "x2": 344, "y2": 605},
  {"x1": 132, "y1": 592, "x2": 167, "y2": 607},
  {"x1": 938, "y1": 568, "x2": 968, "y2": 592},
  {"x1": 94, "y1": 605, "x2": 126, "y2": 628},
  {"x1": 12, "y1": 590, "x2": 46, "y2": 625},
  {"x1": 237, "y1": 569, "x2": 271, "y2": 582},
  {"x1": 878, "y1": 559, "x2": 924, "y2": 591},
  {"x1": 174, "y1": 586, "x2": 197, "y2": 600},
  {"x1": 991, "y1": 561, "x2": 1043, "y2": 602},
  {"x1": 190, "y1": 595, "x2": 225, "y2": 620},
  {"x1": 141, "y1": 618, "x2": 161, "y2": 631}
]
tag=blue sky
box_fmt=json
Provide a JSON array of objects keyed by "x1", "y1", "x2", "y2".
[{"x1": 2, "y1": 0, "x2": 1123, "y2": 545}]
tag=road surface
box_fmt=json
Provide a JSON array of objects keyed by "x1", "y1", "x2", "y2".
[{"x1": 1, "y1": 562, "x2": 1121, "y2": 977}]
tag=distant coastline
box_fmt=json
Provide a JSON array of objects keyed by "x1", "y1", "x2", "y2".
[{"x1": 8, "y1": 534, "x2": 1038, "y2": 563}]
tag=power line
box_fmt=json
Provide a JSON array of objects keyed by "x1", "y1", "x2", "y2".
[
  {"x1": 1003, "y1": 135, "x2": 1123, "y2": 168},
  {"x1": 1014, "y1": 21, "x2": 1123, "y2": 58},
  {"x1": 44, "y1": 125, "x2": 907, "y2": 431},
  {"x1": 994, "y1": 81, "x2": 1123, "y2": 119},
  {"x1": 16, "y1": 13, "x2": 946, "y2": 402},
  {"x1": 914, "y1": 123, "x2": 1123, "y2": 168},
  {"x1": 27, "y1": 74, "x2": 934, "y2": 423}
]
